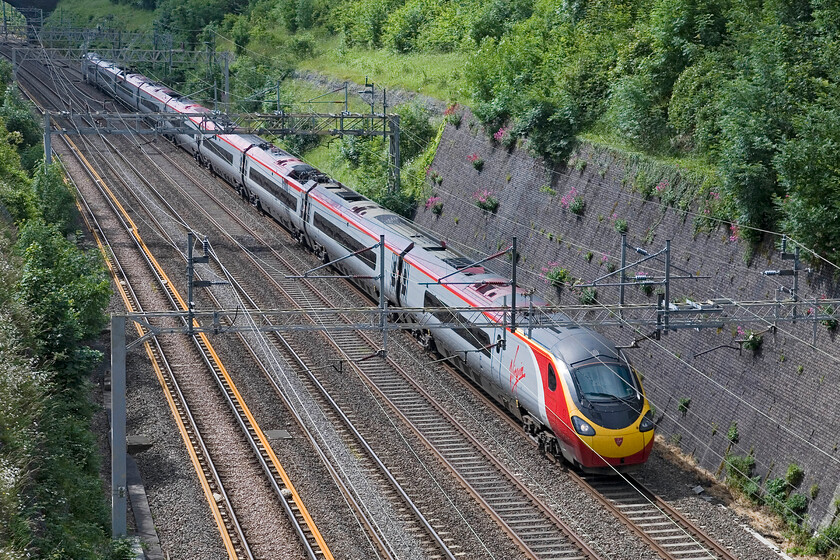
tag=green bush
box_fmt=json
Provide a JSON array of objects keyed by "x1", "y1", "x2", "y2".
[
  {"x1": 281, "y1": 132, "x2": 320, "y2": 156},
  {"x1": 417, "y1": 3, "x2": 467, "y2": 52},
  {"x1": 614, "y1": 218, "x2": 628, "y2": 233},
  {"x1": 15, "y1": 219, "x2": 110, "y2": 374},
  {"x1": 765, "y1": 477, "x2": 790, "y2": 511},
  {"x1": 546, "y1": 266, "x2": 570, "y2": 288},
  {"x1": 608, "y1": 70, "x2": 669, "y2": 150},
  {"x1": 383, "y1": 0, "x2": 432, "y2": 53},
  {"x1": 578, "y1": 287, "x2": 597, "y2": 305},
  {"x1": 394, "y1": 102, "x2": 434, "y2": 162},
  {"x1": 724, "y1": 453, "x2": 761, "y2": 502},
  {"x1": 33, "y1": 163, "x2": 76, "y2": 235},
  {"x1": 786, "y1": 463, "x2": 805, "y2": 488},
  {"x1": 156, "y1": 0, "x2": 244, "y2": 48},
  {"x1": 726, "y1": 422, "x2": 739, "y2": 444},
  {"x1": 516, "y1": 97, "x2": 580, "y2": 162},
  {"x1": 468, "y1": 0, "x2": 534, "y2": 44},
  {"x1": 807, "y1": 524, "x2": 840, "y2": 555},
  {"x1": 775, "y1": 91, "x2": 840, "y2": 265},
  {"x1": 0, "y1": 86, "x2": 43, "y2": 149},
  {"x1": 783, "y1": 493, "x2": 809, "y2": 526},
  {"x1": 335, "y1": 0, "x2": 394, "y2": 48},
  {"x1": 669, "y1": 53, "x2": 729, "y2": 153}
]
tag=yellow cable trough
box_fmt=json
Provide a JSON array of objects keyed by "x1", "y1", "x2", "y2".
[{"x1": 63, "y1": 133, "x2": 333, "y2": 559}]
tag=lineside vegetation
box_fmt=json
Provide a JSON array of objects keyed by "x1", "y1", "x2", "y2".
[
  {"x1": 51, "y1": 0, "x2": 840, "y2": 264},
  {"x1": 0, "y1": 60, "x2": 127, "y2": 559}
]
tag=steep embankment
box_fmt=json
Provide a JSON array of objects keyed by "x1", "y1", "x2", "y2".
[{"x1": 416, "y1": 109, "x2": 840, "y2": 529}]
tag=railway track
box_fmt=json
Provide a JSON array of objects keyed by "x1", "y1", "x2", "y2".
[
  {"x1": 439, "y1": 349, "x2": 741, "y2": 560},
  {"x1": 570, "y1": 472, "x2": 738, "y2": 560},
  {"x1": 69, "y1": 104, "x2": 457, "y2": 558},
  {"x1": 71, "y1": 131, "x2": 335, "y2": 560},
  {"x1": 127, "y1": 137, "x2": 602, "y2": 559},
  {"x1": 12, "y1": 45, "x2": 464, "y2": 559},
  {"x1": 69, "y1": 139, "x2": 253, "y2": 560},
  {"x1": 11, "y1": 45, "x2": 746, "y2": 559},
  {"x1": 7, "y1": 48, "x2": 336, "y2": 559}
]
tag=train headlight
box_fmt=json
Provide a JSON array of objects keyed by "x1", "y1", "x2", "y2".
[
  {"x1": 639, "y1": 410, "x2": 655, "y2": 432},
  {"x1": 571, "y1": 415, "x2": 596, "y2": 436}
]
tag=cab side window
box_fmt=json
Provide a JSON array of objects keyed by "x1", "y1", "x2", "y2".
[{"x1": 548, "y1": 363, "x2": 557, "y2": 391}]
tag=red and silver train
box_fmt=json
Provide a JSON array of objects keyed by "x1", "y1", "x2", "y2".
[{"x1": 82, "y1": 53, "x2": 655, "y2": 471}]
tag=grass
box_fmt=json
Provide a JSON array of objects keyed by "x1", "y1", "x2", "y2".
[
  {"x1": 49, "y1": 0, "x2": 156, "y2": 32},
  {"x1": 300, "y1": 141, "x2": 357, "y2": 186},
  {"x1": 276, "y1": 77, "x2": 374, "y2": 114},
  {"x1": 580, "y1": 125, "x2": 720, "y2": 184},
  {"x1": 296, "y1": 34, "x2": 468, "y2": 103}
]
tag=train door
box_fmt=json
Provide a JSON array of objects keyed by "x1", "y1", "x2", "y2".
[
  {"x1": 490, "y1": 323, "x2": 506, "y2": 391},
  {"x1": 299, "y1": 180, "x2": 318, "y2": 245},
  {"x1": 536, "y1": 351, "x2": 573, "y2": 446},
  {"x1": 392, "y1": 243, "x2": 414, "y2": 306}
]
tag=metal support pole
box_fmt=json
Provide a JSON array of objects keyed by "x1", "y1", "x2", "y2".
[
  {"x1": 389, "y1": 115, "x2": 401, "y2": 193},
  {"x1": 44, "y1": 112, "x2": 51, "y2": 164},
  {"x1": 511, "y1": 237, "x2": 517, "y2": 333},
  {"x1": 379, "y1": 235, "x2": 387, "y2": 355},
  {"x1": 528, "y1": 296, "x2": 533, "y2": 338},
  {"x1": 792, "y1": 245, "x2": 800, "y2": 322},
  {"x1": 187, "y1": 232, "x2": 195, "y2": 335},
  {"x1": 664, "y1": 239, "x2": 671, "y2": 332},
  {"x1": 3, "y1": 2, "x2": 7, "y2": 42},
  {"x1": 224, "y1": 53, "x2": 230, "y2": 114},
  {"x1": 111, "y1": 315, "x2": 127, "y2": 537},
  {"x1": 619, "y1": 233, "x2": 627, "y2": 307}
]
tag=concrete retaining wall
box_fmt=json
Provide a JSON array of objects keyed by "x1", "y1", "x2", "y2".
[{"x1": 415, "y1": 110, "x2": 840, "y2": 528}]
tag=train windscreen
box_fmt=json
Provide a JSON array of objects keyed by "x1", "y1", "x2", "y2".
[{"x1": 570, "y1": 360, "x2": 638, "y2": 402}]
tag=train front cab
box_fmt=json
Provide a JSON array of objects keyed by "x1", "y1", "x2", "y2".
[{"x1": 541, "y1": 352, "x2": 654, "y2": 472}]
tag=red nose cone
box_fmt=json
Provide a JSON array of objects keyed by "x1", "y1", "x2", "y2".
[{"x1": 614, "y1": 437, "x2": 624, "y2": 447}]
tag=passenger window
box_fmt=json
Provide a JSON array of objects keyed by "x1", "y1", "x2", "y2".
[{"x1": 547, "y1": 363, "x2": 557, "y2": 391}]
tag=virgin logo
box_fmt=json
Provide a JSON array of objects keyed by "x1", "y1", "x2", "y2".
[
  {"x1": 509, "y1": 346, "x2": 525, "y2": 390},
  {"x1": 614, "y1": 437, "x2": 624, "y2": 447}
]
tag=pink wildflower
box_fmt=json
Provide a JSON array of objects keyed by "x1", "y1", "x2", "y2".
[{"x1": 425, "y1": 196, "x2": 442, "y2": 210}]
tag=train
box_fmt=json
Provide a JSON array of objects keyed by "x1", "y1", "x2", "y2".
[{"x1": 81, "y1": 53, "x2": 655, "y2": 472}]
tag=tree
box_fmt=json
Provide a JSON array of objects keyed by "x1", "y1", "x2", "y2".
[
  {"x1": 775, "y1": 93, "x2": 840, "y2": 263},
  {"x1": 15, "y1": 219, "x2": 110, "y2": 385},
  {"x1": 33, "y1": 163, "x2": 76, "y2": 235}
]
